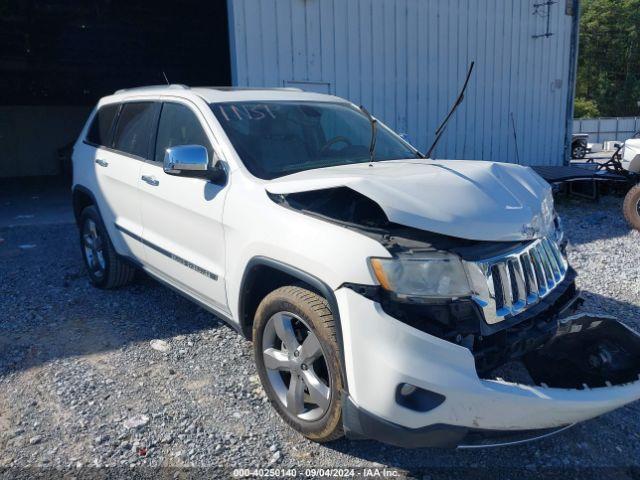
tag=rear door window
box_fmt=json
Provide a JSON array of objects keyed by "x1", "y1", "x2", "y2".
[
  {"x1": 86, "y1": 104, "x2": 119, "y2": 147},
  {"x1": 112, "y1": 102, "x2": 158, "y2": 159}
]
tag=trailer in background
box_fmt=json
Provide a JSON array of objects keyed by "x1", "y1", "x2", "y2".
[{"x1": 533, "y1": 136, "x2": 640, "y2": 230}]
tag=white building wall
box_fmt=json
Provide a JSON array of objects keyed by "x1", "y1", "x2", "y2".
[{"x1": 227, "y1": 0, "x2": 577, "y2": 166}]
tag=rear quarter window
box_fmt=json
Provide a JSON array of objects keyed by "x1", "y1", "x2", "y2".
[{"x1": 86, "y1": 104, "x2": 119, "y2": 146}]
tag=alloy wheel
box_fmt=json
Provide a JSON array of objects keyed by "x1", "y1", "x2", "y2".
[
  {"x1": 82, "y1": 218, "x2": 106, "y2": 279},
  {"x1": 261, "y1": 311, "x2": 331, "y2": 421}
]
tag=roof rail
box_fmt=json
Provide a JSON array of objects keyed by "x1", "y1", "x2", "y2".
[
  {"x1": 114, "y1": 84, "x2": 190, "y2": 94},
  {"x1": 197, "y1": 86, "x2": 304, "y2": 92}
]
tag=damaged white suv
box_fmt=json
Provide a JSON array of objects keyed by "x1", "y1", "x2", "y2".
[{"x1": 72, "y1": 85, "x2": 640, "y2": 448}]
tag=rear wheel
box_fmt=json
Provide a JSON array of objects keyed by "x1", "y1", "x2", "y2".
[
  {"x1": 79, "y1": 206, "x2": 135, "y2": 289},
  {"x1": 253, "y1": 286, "x2": 344, "y2": 443},
  {"x1": 623, "y1": 184, "x2": 640, "y2": 231}
]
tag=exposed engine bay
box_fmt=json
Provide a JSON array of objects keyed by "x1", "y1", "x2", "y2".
[
  {"x1": 269, "y1": 186, "x2": 513, "y2": 253},
  {"x1": 272, "y1": 186, "x2": 640, "y2": 390}
]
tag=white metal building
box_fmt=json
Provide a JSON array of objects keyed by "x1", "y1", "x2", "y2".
[{"x1": 227, "y1": 0, "x2": 580, "y2": 166}]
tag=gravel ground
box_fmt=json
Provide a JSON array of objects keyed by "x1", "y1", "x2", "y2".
[{"x1": 1, "y1": 192, "x2": 640, "y2": 479}]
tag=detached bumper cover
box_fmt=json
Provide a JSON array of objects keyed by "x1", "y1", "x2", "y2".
[
  {"x1": 337, "y1": 288, "x2": 640, "y2": 447},
  {"x1": 342, "y1": 394, "x2": 468, "y2": 448},
  {"x1": 342, "y1": 394, "x2": 573, "y2": 448}
]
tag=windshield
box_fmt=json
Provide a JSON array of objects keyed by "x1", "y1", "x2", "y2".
[{"x1": 210, "y1": 101, "x2": 420, "y2": 180}]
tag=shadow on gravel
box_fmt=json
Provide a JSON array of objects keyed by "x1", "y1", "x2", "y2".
[
  {"x1": 579, "y1": 290, "x2": 640, "y2": 331},
  {"x1": 0, "y1": 270, "x2": 233, "y2": 376},
  {"x1": 0, "y1": 179, "x2": 230, "y2": 377},
  {"x1": 0, "y1": 222, "x2": 232, "y2": 376},
  {"x1": 556, "y1": 194, "x2": 635, "y2": 246}
]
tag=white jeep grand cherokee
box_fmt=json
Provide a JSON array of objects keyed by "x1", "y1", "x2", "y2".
[{"x1": 72, "y1": 85, "x2": 640, "y2": 448}]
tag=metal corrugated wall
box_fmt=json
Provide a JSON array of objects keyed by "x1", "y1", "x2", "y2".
[
  {"x1": 573, "y1": 117, "x2": 640, "y2": 143},
  {"x1": 227, "y1": 0, "x2": 578, "y2": 166}
]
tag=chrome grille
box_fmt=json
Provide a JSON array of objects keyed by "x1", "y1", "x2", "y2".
[{"x1": 464, "y1": 237, "x2": 567, "y2": 324}]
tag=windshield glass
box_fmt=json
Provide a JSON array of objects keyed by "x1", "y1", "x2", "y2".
[{"x1": 210, "y1": 101, "x2": 419, "y2": 180}]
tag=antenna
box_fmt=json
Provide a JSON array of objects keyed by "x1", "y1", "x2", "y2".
[
  {"x1": 510, "y1": 112, "x2": 521, "y2": 165},
  {"x1": 162, "y1": 71, "x2": 170, "y2": 85},
  {"x1": 425, "y1": 61, "x2": 475, "y2": 159}
]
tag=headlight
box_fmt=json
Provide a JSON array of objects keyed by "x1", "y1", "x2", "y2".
[{"x1": 370, "y1": 253, "x2": 472, "y2": 300}]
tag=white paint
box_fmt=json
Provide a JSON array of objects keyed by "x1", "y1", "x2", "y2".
[
  {"x1": 72, "y1": 85, "x2": 640, "y2": 443},
  {"x1": 338, "y1": 287, "x2": 640, "y2": 431},
  {"x1": 620, "y1": 138, "x2": 640, "y2": 173},
  {"x1": 266, "y1": 159, "x2": 553, "y2": 242}
]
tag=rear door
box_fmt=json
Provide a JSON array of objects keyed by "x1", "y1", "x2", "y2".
[
  {"x1": 93, "y1": 101, "x2": 159, "y2": 260},
  {"x1": 138, "y1": 100, "x2": 230, "y2": 314}
]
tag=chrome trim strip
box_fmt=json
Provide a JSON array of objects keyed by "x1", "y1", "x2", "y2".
[
  {"x1": 465, "y1": 236, "x2": 567, "y2": 324},
  {"x1": 538, "y1": 242, "x2": 555, "y2": 288},
  {"x1": 521, "y1": 252, "x2": 539, "y2": 303},
  {"x1": 508, "y1": 257, "x2": 526, "y2": 312},
  {"x1": 115, "y1": 223, "x2": 219, "y2": 281}
]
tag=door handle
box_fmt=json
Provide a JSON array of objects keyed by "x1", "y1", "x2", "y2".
[
  {"x1": 95, "y1": 159, "x2": 109, "y2": 167},
  {"x1": 141, "y1": 175, "x2": 159, "y2": 186}
]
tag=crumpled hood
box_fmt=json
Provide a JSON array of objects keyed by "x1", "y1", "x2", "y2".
[{"x1": 265, "y1": 159, "x2": 555, "y2": 242}]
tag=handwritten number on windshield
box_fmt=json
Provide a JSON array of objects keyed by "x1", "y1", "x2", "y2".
[{"x1": 218, "y1": 104, "x2": 277, "y2": 122}]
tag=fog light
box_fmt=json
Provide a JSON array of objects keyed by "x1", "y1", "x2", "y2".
[
  {"x1": 399, "y1": 383, "x2": 417, "y2": 396},
  {"x1": 395, "y1": 383, "x2": 445, "y2": 412}
]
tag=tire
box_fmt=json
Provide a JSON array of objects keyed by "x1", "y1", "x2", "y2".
[
  {"x1": 79, "y1": 205, "x2": 135, "y2": 289},
  {"x1": 253, "y1": 286, "x2": 344, "y2": 443},
  {"x1": 572, "y1": 143, "x2": 586, "y2": 159},
  {"x1": 623, "y1": 184, "x2": 640, "y2": 231}
]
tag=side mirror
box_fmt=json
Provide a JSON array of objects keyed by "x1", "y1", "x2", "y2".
[{"x1": 163, "y1": 145, "x2": 225, "y2": 183}]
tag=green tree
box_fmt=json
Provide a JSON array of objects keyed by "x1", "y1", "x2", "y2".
[
  {"x1": 574, "y1": 97, "x2": 601, "y2": 117},
  {"x1": 577, "y1": 0, "x2": 640, "y2": 117}
]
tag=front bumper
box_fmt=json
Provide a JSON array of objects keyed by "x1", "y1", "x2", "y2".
[
  {"x1": 336, "y1": 288, "x2": 640, "y2": 448},
  {"x1": 342, "y1": 394, "x2": 575, "y2": 448}
]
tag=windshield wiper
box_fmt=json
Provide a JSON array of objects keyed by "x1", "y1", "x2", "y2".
[
  {"x1": 359, "y1": 105, "x2": 377, "y2": 164},
  {"x1": 425, "y1": 61, "x2": 475, "y2": 159}
]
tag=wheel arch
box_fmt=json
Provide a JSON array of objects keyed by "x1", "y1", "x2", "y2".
[
  {"x1": 238, "y1": 257, "x2": 340, "y2": 338},
  {"x1": 72, "y1": 185, "x2": 99, "y2": 225},
  {"x1": 238, "y1": 256, "x2": 348, "y2": 391}
]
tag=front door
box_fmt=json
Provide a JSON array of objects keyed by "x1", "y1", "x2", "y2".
[{"x1": 138, "y1": 101, "x2": 229, "y2": 314}]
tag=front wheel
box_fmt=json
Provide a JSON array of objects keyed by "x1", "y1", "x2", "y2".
[
  {"x1": 623, "y1": 184, "x2": 640, "y2": 231},
  {"x1": 253, "y1": 286, "x2": 344, "y2": 443}
]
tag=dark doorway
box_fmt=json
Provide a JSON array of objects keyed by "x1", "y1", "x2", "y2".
[
  {"x1": 0, "y1": 0, "x2": 232, "y2": 105},
  {"x1": 0, "y1": 0, "x2": 232, "y2": 177}
]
